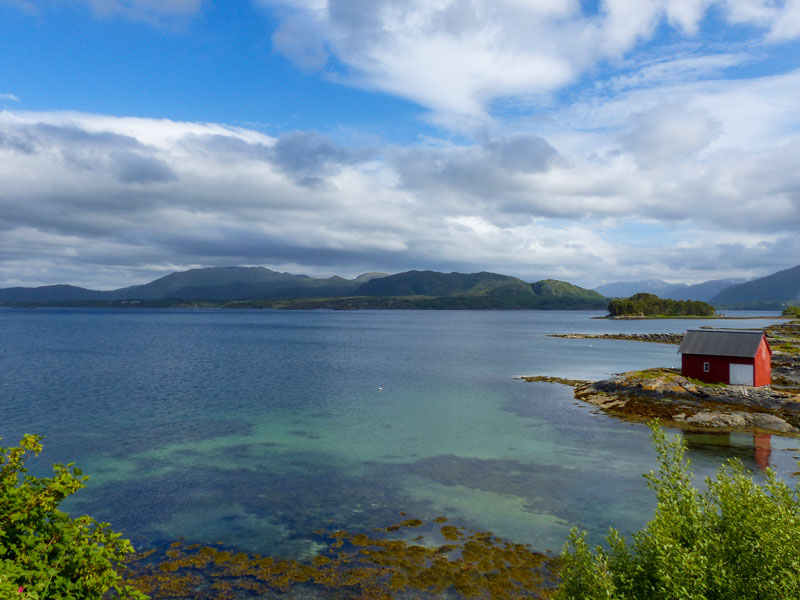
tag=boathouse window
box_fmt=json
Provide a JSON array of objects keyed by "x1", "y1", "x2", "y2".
[{"x1": 703, "y1": 361, "x2": 710, "y2": 372}]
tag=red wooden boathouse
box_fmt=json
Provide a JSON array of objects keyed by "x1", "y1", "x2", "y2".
[{"x1": 678, "y1": 330, "x2": 771, "y2": 386}]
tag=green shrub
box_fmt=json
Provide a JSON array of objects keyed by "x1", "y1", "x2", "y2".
[
  {"x1": 0, "y1": 435, "x2": 146, "y2": 599},
  {"x1": 557, "y1": 423, "x2": 800, "y2": 599},
  {"x1": 782, "y1": 305, "x2": 800, "y2": 318}
]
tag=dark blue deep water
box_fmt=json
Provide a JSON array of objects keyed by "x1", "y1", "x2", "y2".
[{"x1": 0, "y1": 308, "x2": 795, "y2": 558}]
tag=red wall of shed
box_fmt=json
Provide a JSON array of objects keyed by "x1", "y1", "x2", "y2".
[
  {"x1": 681, "y1": 337, "x2": 771, "y2": 386},
  {"x1": 681, "y1": 355, "x2": 739, "y2": 384},
  {"x1": 754, "y1": 338, "x2": 772, "y2": 386}
]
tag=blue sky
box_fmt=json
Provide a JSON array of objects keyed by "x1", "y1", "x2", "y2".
[
  {"x1": 1, "y1": 0, "x2": 799, "y2": 289},
  {"x1": 1, "y1": 2, "x2": 424, "y2": 135}
]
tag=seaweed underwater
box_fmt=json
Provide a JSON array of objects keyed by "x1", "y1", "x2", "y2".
[{"x1": 122, "y1": 517, "x2": 560, "y2": 599}]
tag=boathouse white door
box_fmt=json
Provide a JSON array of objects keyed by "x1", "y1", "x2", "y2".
[{"x1": 729, "y1": 363, "x2": 754, "y2": 386}]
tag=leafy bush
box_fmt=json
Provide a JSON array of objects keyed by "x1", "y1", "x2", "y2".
[
  {"x1": 0, "y1": 435, "x2": 145, "y2": 599},
  {"x1": 557, "y1": 423, "x2": 800, "y2": 600}
]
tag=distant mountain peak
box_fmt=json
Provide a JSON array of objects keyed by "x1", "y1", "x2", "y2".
[
  {"x1": 595, "y1": 277, "x2": 748, "y2": 302},
  {"x1": 353, "y1": 272, "x2": 388, "y2": 283},
  {"x1": 710, "y1": 265, "x2": 800, "y2": 307}
]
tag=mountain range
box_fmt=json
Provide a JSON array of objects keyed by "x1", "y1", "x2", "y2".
[
  {"x1": 594, "y1": 266, "x2": 800, "y2": 308},
  {"x1": 0, "y1": 267, "x2": 607, "y2": 310},
  {"x1": 593, "y1": 278, "x2": 746, "y2": 302},
  {"x1": 2, "y1": 264, "x2": 799, "y2": 309},
  {"x1": 0, "y1": 267, "x2": 385, "y2": 303},
  {"x1": 709, "y1": 265, "x2": 800, "y2": 308}
]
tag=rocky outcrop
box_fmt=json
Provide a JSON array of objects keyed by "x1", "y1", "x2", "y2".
[
  {"x1": 768, "y1": 320, "x2": 800, "y2": 392},
  {"x1": 528, "y1": 319, "x2": 800, "y2": 435},
  {"x1": 518, "y1": 375, "x2": 590, "y2": 387},
  {"x1": 572, "y1": 370, "x2": 800, "y2": 435},
  {"x1": 549, "y1": 333, "x2": 683, "y2": 344},
  {"x1": 773, "y1": 355, "x2": 800, "y2": 390}
]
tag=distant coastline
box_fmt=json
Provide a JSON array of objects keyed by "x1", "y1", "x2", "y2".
[
  {"x1": 3, "y1": 263, "x2": 800, "y2": 310},
  {"x1": 0, "y1": 267, "x2": 607, "y2": 311},
  {"x1": 592, "y1": 314, "x2": 788, "y2": 320}
]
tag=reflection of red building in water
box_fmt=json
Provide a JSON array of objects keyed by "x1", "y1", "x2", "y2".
[
  {"x1": 682, "y1": 432, "x2": 772, "y2": 470},
  {"x1": 678, "y1": 330, "x2": 772, "y2": 387},
  {"x1": 753, "y1": 433, "x2": 772, "y2": 470}
]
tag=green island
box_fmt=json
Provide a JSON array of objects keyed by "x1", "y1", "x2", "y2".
[{"x1": 606, "y1": 293, "x2": 716, "y2": 318}]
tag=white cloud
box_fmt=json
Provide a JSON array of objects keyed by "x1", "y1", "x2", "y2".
[
  {"x1": 664, "y1": 0, "x2": 715, "y2": 34},
  {"x1": 619, "y1": 104, "x2": 721, "y2": 167},
  {"x1": 1, "y1": 81, "x2": 799, "y2": 289},
  {"x1": 0, "y1": 93, "x2": 20, "y2": 102},
  {"x1": 257, "y1": 0, "x2": 800, "y2": 126},
  {"x1": 723, "y1": 0, "x2": 778, "y2": 26},
  {"x1": 767, "y1": 0, "x2": 800, "y2": 41}
]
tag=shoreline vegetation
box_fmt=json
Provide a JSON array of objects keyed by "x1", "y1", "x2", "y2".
[
  {"x1": 524, "y1": 319, "x2": 800, "y2": 436},
  {"x1": 0, "y1": 292, "x2": 608, "y2": 311}
]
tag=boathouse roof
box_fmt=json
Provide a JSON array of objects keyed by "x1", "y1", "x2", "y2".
[{"x1": 677, "y1": 329, "x2": 768, "y2": 358}]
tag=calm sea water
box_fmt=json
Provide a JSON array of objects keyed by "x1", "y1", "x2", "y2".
[{"x1": 0, "y1": 308, "x2": 795, "y2": 558}]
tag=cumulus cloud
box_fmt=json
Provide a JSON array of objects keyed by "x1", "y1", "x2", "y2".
[
  {"x1": 619, "y1": 104, "x2": 721, "y2": 167},
  {"x1": 257, "y1": 0, "x2": 800, "y2": 125},
  {"x1": 767, "y1": 0, "x2": 800, "y2": 41},
  {"x1": 1, "y1": 72, "x2": 799, "y2": 289},
  {"x1": 111, "y1": 151, "x2": 177, "y2": 184},
  {"x1": 391, "y1": 134, "x2": 561, "y2": 216},
  {"x1": 261, "y1": 0, "x2": 582, "y2": 124},
  {"x1": 270, "y1": 130, "x2": 374, "y2": 185}
]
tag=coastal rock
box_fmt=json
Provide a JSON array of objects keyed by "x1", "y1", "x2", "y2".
[
  {"x1": 677, "y1": 411, "x2": 795, "y2": 433},
  {"x1": 750, "y1": 413, "x2": 796, "y2": 432},
  {"x1": 681, "y1": 411, "x2": 748, "y2": 428},
  {"x1": 549, "y1": 333, "x2": 683, "y2": 344},
  {"x1": 565, "y1": 370, "x2": 800, "y2": 435}
]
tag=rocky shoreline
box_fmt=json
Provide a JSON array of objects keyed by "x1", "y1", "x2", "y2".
[
  {"x1": 550, "y1": 332, "x2": 684, "y2": 344},
  {"x1": 523, "y1": 320, "x2": 800, "y2": 436},
  {"x1": 591, "y1": 314, "x2": 785, "y2": 320}
]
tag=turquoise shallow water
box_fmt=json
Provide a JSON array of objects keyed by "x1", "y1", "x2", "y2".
[{"x1": 0, "y1": 308, "x2": 795, "y2": 557}]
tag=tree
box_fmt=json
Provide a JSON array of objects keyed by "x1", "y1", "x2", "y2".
[
  {"x1": 608, "y1": 294, "x2": 715, "y2": 317},
  {"x1": 782, "y1": 305, "x2": 800, "y2": 318},
  {"x1": 557, "y1": 423, "x2": 800, "y2": 599},
  {"x1": 0, "y1": 435, "x2": 146, "y2": 599}
]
